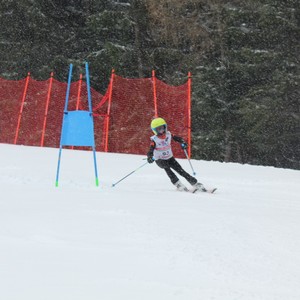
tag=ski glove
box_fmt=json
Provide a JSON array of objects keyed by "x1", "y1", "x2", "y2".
[
  {"x1": 147, "y1": 156, "x2": 154, "y2": 163},
  {"x1": 181, "y1": 142, "x2": 188, "y2": 149}
]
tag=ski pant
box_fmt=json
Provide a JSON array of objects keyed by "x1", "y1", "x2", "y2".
[{"x1": 155, "y1": 157, "x2": 197, "y2": 185}]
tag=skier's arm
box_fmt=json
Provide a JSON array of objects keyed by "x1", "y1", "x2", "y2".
[
  {"x1": 147, "y1": 140, "x2": 156, "y2": 163},
  {"x1": 172, "y1": 135, "x2": 188, "y2": 149}
]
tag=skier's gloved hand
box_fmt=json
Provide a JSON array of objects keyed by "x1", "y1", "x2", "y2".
[
  {"x1": 147, "y1": 156, "x2": 154, "y2": 163},
  {"x1": 181, "y1": 142, "x2": 188, "y2": 149}
]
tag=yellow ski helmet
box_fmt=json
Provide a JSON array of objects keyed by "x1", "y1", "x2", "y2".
[{"x1": 151, "y1": 117, "x2": 167, "y2": 135}]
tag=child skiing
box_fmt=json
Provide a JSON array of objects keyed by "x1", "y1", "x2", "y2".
[{"x1": 147, "y1": 117, "x2": 209, "y2": 193}]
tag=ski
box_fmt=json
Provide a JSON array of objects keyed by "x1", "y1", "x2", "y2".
[
  {"x1": 190, "y1": 182, "x2": 217, "y2": 194},
  {"x1": 191, "y1": 187, "x2": 217, "y2": 194},
  {"x1": 175, "y1": 181, "x2": 217, "y2": 194}
]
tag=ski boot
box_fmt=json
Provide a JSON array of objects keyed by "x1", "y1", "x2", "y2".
[
  {"x1": 174, "y1": 180, "x2": 189, "y2": 192},
  {"x1": 191, "y1": 182, "x2": 207, "y2": 193}
]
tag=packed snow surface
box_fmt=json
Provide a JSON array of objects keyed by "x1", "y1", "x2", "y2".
[{"x1": 0, "y1": 144, "x2": 299, "y2": 300}]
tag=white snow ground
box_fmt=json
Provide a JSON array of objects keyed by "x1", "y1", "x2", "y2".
[{"x1": 0, "y1": 143, "x2": 299, "y2": 300}]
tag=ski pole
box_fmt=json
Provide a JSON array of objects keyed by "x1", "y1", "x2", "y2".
[
  {"x1": 112, "y1": 161, "x2": 149, "y2": 187},
  {"x1": 183, "y1": 147, "x2": 196, "y2": 176}
]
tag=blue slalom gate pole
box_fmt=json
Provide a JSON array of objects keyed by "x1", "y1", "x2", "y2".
[
  {"x1": 85, "y1": 62, "x2": 99, "y2": 186},
  {"x1": 112, "y1": 161, "x2": 149, "y2": 187},
  {"x1": 92, "y1": 147, "x2": 99, "y2": 187},
  {"x1": 85, "y1": 62, "x2": 93, "y2": 112},
  {"x1": 55, "y1": 146, "x2": 63, "y2": 187},
  {"x1": 55, "y1": 64, "x2": 73, "y2": 187},
  {"x1": 64, "y1": 64, "x2": 73, "y2": 113}
]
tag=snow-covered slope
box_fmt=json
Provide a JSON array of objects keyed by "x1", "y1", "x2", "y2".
[{"x1": 0, "y1": 144, "x2": 299, "y2": 300}]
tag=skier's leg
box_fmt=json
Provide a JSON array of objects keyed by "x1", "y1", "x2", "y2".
[
  {"x1": 164, "y1": 168, "x2": 188, "y2": 190},
  {"x1": 156, "y1": 159, "x2": 179, "y2": 184},
  {"x1": 169, "y1": 157, "x2": 197, "y2": 185},
  {"x1": 164, "y1": 168, "x2": 179, "y2": 184},
  {"x1": 169, "y1": 158, "x2": 207, "y2": 191},
  {"x1": 156, "y1": 159, "x2": 187, "y2": 190},
  {"x1": 169, "y1": 157, "x2": 207, "y2": 192}
]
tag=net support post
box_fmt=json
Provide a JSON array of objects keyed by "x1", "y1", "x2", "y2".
[{"x1": 187, "y1": 71, "x2": 192, "y2": 158}]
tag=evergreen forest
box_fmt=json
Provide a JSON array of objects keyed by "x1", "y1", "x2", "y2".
[{"x1": 1, "y1": 0, "x2": 299, "y2": 169}]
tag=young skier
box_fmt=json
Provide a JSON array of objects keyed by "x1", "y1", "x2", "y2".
[{"x1": 147, "y1": 117, "x2": 207, "y2": 192}]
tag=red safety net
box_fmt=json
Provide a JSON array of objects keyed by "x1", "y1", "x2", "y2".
[
  {"x1": 155, "y1": 79, "x2": 189, "y2": 158},
  {"x1": 0, "y1": 72, "x2": 190, "y2": 158},
  {"x1": 0, "y1": 78, "x2": 25, "y2": 144},
  {"x1": 17, "y1": 79, "x2": 50, "y2": 146},
  {"x1": 106, "y1": 75, "x2": 155, "y2": 155},
  {"x1": 43, "y1": 79, "x2": 68, "y2": 148}
]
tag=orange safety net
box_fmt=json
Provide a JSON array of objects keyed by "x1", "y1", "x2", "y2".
[
  {"x1": 17, "y1": 78, "x2": 50, "y2": 146},
  {"x1": 0, "y1": 78, "x2": 25, "y2": 144},
  {"x1": 106, "y1": 75, "x2": 155, "y2": 155},
  {"x1": 43, "y1": 79, "x2": 68, "y2": 148},
  {"x1": 155, "y1": 79, "x2": 189, "y2": 158},
  {"x1": 0, "y1": 72, "x2": 190, "y2": 158},
  {"x1": 105, "y1": 75, "x2": 189, "y2": 158}
]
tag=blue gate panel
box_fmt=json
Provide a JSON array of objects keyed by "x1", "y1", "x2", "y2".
[{"x1": 60, "y1": 110, "x2": 95, "y2": 147}]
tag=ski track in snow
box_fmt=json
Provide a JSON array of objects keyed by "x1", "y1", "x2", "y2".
[{"x1": 0, "y1": 144, "x2": 300, "y2": 300}]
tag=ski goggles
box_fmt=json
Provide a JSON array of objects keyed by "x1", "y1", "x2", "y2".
[{"x1": 155, "y1": 125, "x2": 166, "y2": 133}]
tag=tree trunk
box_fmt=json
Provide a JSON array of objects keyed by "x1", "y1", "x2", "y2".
[
  {"x1": 224, "y1": 129, "x2": 231, "y2": 162},
  {"x1": 132, "y1": 0, "x2": 144, "y2": 77}
]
